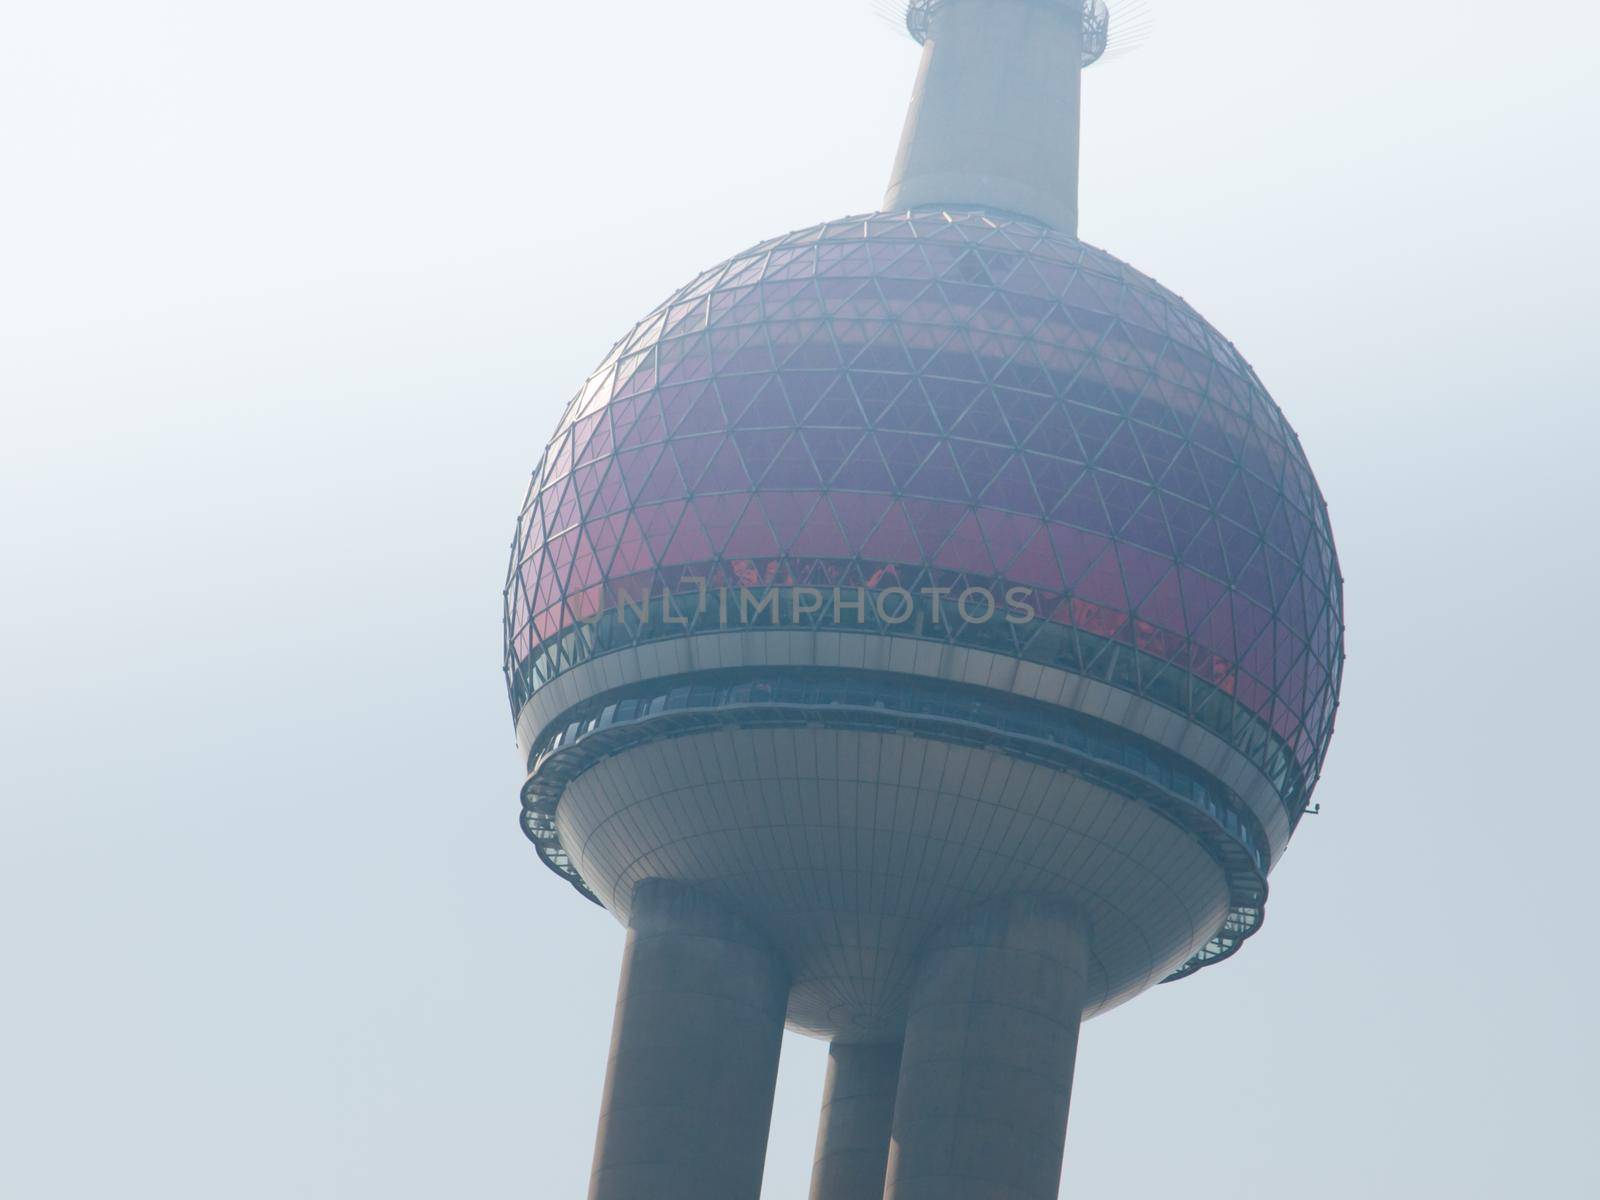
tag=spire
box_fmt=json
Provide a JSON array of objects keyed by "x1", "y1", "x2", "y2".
[{"x1": 884, "y1": 0, "x2": 1094, "y2": 235}]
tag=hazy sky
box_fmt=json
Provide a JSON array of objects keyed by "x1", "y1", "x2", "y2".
[{"x1": 4, "y1": 1, "x2": 1598, "y2": 1196}]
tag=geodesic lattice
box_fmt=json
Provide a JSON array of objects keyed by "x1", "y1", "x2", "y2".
[{"x1": 505, "y1": 210, "x2": 1343, "y2": 818}]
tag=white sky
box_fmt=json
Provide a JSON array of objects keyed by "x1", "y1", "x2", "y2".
[{"x1": 3, "y1": 1, "x2": 1598, "y2": 1196}]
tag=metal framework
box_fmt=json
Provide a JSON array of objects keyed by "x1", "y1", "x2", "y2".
[{"x1": 504, "y1": 211, "x2": 1345, "y2": 824}]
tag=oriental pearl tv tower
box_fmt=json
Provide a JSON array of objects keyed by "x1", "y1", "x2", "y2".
[{"x1": 502, "y1": 2, "x2": 1344, "y2": 1198}]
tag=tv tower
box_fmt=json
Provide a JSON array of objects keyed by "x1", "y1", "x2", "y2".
[{"x1": 503, "y1": 2, "x2": 1344, "y2": 1197}]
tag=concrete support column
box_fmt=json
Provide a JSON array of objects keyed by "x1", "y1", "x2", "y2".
[
  {"x1": 808, "y1": 1041, "x2": 904, "y2": 1200},
  {"x1": 884, "y1": 895, "x2": 1090, "y2": 1200},
  {"x1": 588, "y1": 879, "x2": 790, "y2": 1200},
  {"x1": 884, "y1": 0, "x2": 1085, "y2": 234}
]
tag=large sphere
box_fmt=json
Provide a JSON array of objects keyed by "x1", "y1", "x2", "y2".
[{"x1": 505, "y1": 210, "x2": 1342, "y2": 1038}]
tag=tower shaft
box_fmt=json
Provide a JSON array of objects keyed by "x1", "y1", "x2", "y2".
[
  {"x1": 808, "y1": 1041, "x2": 903, "y2": 1200},
  {"x1": 884, "y1": 0, "x2": 1086, "y2": 233},
  {"x1": 885, "y1": 895, "x2": 1090, "y2": 1200},
  {"x1": 586, "y1": 880, "x2": 788, "y2": 1200}
]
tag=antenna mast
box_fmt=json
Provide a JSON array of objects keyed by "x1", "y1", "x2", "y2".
[{"x1": 884, "y1": 0, "x2": 1109, "y2": 234}]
